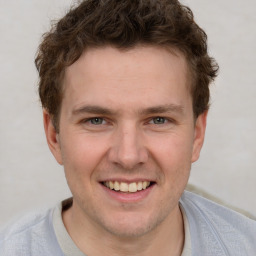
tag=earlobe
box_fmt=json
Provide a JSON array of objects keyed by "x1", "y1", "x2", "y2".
[
  {"x1": 191, "y1": 111, "x2": 208, "y2": 163},
  {"x1": 43, "y1": 110, "x2": 63, "y2": 165}
]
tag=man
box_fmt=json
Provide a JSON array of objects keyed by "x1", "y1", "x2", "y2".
[{"x1": 0, "y1": 0, "x2": 255, "y2": 255}]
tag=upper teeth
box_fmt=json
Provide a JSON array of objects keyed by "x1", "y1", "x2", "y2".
[{"x1": 104, "y1": 181, "x2": 150, "y2": 193}]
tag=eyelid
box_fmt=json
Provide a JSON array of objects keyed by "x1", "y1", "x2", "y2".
[
  {"x1": 81, "y1": 117, "x2": 107, "y2": 125},
  {"x1": 149, "y1": 117, "x2": 165, "y2": 124},
  {"x1": 147, "y1": 116, "x2": 175, "y2": 124},
  {"x1": 79, "y1": 116, "x2": 176, "y2": 126}
]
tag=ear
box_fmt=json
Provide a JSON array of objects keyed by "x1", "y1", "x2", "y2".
[
  {"x1": 191, "y1": 111, "x2": 208, "y2": 163},
  {"x1": 43, "y1": 110, "x2": 63, "y2": 165}
]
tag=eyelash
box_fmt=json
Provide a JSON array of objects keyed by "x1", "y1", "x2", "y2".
[
  {"x1": 148, "y1": 117, "x2": 169, "y2": 125},
  {"x1": 82, "y1": 117, "x2": 106, "y2": 125},
  {"x1": 80, "y1": 116, "x2": 175, "y2": 127}
]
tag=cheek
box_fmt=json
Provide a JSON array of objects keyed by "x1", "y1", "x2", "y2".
[
  {"x1": 150, "y1": 133, "x2": 194, "y2": 164},
  {"x1": 60, "y1": 134, "x2": 109, "y2": 179},
  {"x1": 60, "y1": 136, "x2": 108, "y2": 200},
  {"x1": 149, "y1": 134, "x2": 193, "y2": 186}
]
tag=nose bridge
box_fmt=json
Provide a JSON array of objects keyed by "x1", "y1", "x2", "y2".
[{"x1": 109, "y1": 122, "x2": 148, "y2": 169}]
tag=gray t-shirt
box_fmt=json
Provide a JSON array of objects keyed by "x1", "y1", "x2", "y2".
[{"x1": 1, "y1": 191, "x2": 255, "y2": 255}]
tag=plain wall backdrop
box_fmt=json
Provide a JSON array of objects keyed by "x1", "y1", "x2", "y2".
[{"x1": 0, "y1": 0, "x2": 255, "y2": 226}]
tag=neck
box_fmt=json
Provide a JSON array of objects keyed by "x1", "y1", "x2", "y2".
[{"x1": 62, "y1": 203, "x2": 184, "y2": 256}]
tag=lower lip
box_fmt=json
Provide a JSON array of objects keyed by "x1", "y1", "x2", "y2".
[{"x1": 100, "y1": 183, "x2": 155, "y2": 203}]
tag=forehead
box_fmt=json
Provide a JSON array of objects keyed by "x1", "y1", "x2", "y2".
[
  {"x1": 62, "y1": 46, "x2": 192, "y2": 115},
  {"x1": 64, "y1": 46, "x2": 189, "y2": 83}
]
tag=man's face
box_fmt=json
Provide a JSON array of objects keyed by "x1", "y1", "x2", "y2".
[{"x1": 45, "y1": 46, "x2": 206, "y2": 237}]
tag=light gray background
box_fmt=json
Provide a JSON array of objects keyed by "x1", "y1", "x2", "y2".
[{"x1": 0, "y1": 0, "x2": 255, "y2": 226}]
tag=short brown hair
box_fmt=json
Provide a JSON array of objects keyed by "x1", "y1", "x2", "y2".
[{"x1": 35, "y1": 0, "x2": 218, "y2": 131}]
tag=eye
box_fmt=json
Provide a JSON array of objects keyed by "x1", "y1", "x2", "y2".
[
  {"x1": 150, "y1": 117, "x2": 167, "y2": 124},
  {"x1": 88, "y1": 117, "x2": 105, "y2": 125}
]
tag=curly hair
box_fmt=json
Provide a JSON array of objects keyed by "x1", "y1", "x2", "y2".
[{"x1": 35, "y1": 0, "x2": 218, "y2": 131}]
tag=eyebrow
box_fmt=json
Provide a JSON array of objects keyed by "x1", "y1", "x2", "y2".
[
  {"x1": 72, "y1": 105, "x2": 116, "y2": 116},
  {"x1": 139, "y1": 104, "x2": 184, "y2": 115},
  {"x1": 72, "y1": 104, "x2": 184, "y2": 116}
]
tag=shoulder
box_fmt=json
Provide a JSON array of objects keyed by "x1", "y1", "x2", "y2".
[
  {"x1": 0, "y1": 208, "x2": 63, "y2": 256},
  {"x1": 180, "y1": 191, "x2": 256, "y2": 256},
  {"x1": 0, "y1": 209, "x2": 52, "y2": 240}
]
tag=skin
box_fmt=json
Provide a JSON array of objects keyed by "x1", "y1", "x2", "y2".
[{"x1": 44, "y1": 46, "x2": 207, "y2": 256}]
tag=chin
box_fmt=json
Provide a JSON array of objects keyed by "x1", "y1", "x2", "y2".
[
  {"x1": 103, "y1": 222, "x2": 153, "y2": 238},
  {"x1": 99, "y1": 211, "x2": 167, "y2": 238}
]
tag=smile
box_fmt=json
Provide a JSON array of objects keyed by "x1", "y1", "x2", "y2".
[{"x1": 103, "y1": 181, "x2": 152, "y2": 193}]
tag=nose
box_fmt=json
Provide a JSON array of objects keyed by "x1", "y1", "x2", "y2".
[{"x1": 107, "y1": 124, "x2": 148, "y2": 169}]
